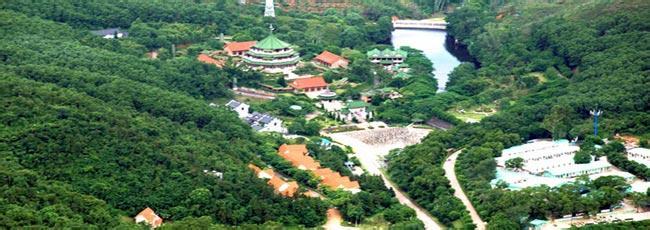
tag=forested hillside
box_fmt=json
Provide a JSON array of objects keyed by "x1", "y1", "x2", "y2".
[
  {"x1": 388, "y1": 0, "x2": 650, "y2": 229},
  {"x1": 0, "y1": 0, "x2": 429, "y2": 228},
  {"x1": 0, "y1": 1, "x2": 336, "y2": 228}
]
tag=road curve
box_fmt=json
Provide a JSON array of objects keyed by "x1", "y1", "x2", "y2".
[{"x1": 443, "y1": 150, "x2": 487, "y2": 230}]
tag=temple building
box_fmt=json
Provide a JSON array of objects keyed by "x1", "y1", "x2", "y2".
[
  {"x1": 289, "y1": 76, "x2": 328, "y2": 93},
  {"x1": 313, "y1": 51, "x2": 348, "y2": 69},
  {"x1": 367, "y1": 48, "x2": 407, "y2": 69},
  {"x1": 224, "y1": 41, "x2": 256, "y2": 57},
  {"x1": 242, "y1": 28, "x2": 300, "y2": 73}
]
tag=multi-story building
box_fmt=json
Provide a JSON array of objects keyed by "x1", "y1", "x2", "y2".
[
  {"x1": 242, "y1": 33, "x2": 300, "y2": 73},
  {"x1": 367, "y1": 48, "x2": 407, "y2": 69}
]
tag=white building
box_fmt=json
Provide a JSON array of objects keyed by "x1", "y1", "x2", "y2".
[
  {"x1": 91, "y1": 28, "x2": 128, "y2": 39},
  {"x1": 627, "y1": 147, "x2": 650, "y2": 166},
  {"x1": 496, "y1": 140, "x2": 580, "y2": 174},
  {"x1": 224, "y1": 100, "x2": 286, "y2": 133},
  {"x1": 246, "y1": 112, "x2": 286, "y2": 133},
  {"x1": 339, "y1": 101, "x2": 371, "y2": 123},
  {"x1": 544, "y1": 157, "x2": 612, "y2": 178},
  {"x1": 225, "y1": 100, "x2": 250, "y2": 118}
]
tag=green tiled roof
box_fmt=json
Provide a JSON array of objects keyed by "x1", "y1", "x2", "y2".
[
  {"x1": 367, "y1": 48, "x2": 381, "y2": 56},
  {"x1": 394, "y1": 72, "x2": 411, "y2": 79},
  {"x1": 366, "y1": 48, "x2": 408, "y2": 58},
  {"x1": 347, "y1": 101, "x2": 369, "y2": 109},
  {"x1": 255, "y1": 34, "x2": 291, "y2": 50}
]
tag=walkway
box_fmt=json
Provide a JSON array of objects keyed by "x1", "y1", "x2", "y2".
[
  {"x1": 443, "y1": 150, "x2": 487, "y2": 230},
  {"x1": 327, "y1": 129, "x2": 442, "y2": 230},
  {"x1": 392, "y1": 17, "x2": 447, "y2": 30},
  {"x1": 233, "y1": 87, "x2": 275, "y2": 99}
]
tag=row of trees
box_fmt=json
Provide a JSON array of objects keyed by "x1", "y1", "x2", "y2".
[
  {"x1": 387, "y1": 131, "x2": 476, "y2": 228},
  {"x1": 2, "y1": 0, "x2": 396, "y2": 57}
]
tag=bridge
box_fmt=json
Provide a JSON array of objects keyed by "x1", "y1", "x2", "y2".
[{"x1": 392, "y1": 17, "x2": 447, "y2": 30}]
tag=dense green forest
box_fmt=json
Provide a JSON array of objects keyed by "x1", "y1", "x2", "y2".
[
  {"x1": 388, "y1": 0, "x2": 650, "y2": 229},
  {"x1": 0, "y1": 0, "x2": 427, "y2": 228}
]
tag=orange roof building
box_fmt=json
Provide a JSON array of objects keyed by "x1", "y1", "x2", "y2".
[
  {"x1": 289, "y1": 76, "x2": 328, "y2": 93},
  {"x1": 313, "y1": 51, "x2": 348, "y2": 69},
  {"x1": 197, "y1": 54, "x2": 224, "y2": 68},
  {"x1": 277, "y1": 145, "x2": 360, "y2": 193},
  {"x1": 249, "y1": 164, "x2": 299, "y2": 197},
  {"x1": 278, "y1": 144, "x2": 320, "y2": 170},
  {"x1": 134, "y1": 207, "x2": 163, "y2": 228},
  {"x1": 224, "y1": 41, "x2": 256, "y2": 56}
]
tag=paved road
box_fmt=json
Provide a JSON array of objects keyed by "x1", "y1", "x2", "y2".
[
  {"x1": 443, "y1": 150, "x2": 487, "y2": 230},
  {"x1": 327, "y1": 131, "x2": 442, "y2": 230}
]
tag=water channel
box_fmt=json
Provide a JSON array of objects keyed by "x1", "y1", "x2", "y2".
[{"x1": 391, "y1": 29, "x2": 472, "y2": 92}]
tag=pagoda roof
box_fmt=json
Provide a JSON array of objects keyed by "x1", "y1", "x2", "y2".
[{"x1": 255, "y1": 34, "x2": 291, "y2": 50}]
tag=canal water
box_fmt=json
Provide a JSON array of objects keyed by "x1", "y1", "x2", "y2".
[{"x1": 391, "y1": 29, "x2": 472, "y2": 91}]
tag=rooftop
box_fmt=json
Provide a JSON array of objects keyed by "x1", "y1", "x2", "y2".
[
  {"x1": 249, "y1": 164, "x2": 299, "y2": 197},
  {"x1": 225, "y1": 100, "x2": 243, "y2": 109},
  {"x1": 255, "y1": 34, "x2": 291, "y2": 50},
  {"x1": 290, "y1": 76, "x2": 328, "y2": 90},
  {"x1": 197, "y1": 54, "x2": 224, "y2": 68},
  {"x1": 224, "y1": 41, "x2": 256, "y2": 52},
  {"x1": 277, "y1": 144, "x2": 360, "y2": 192},
  {"x1": 394, "y1": 71, "x2": 411, "y2": 79},
  {"x1": 545, "y1": 158, "x2": 612, "y2": 176},
  {"x1": 367, "y1": 48, "x2": 408, "y2": 58},
  {"x1": 91, "y1": 28, "x2": 127, "y2": 37},
  {"x1": 347, "y1": 101, "x2": 369, "y2": 109},
  {"x1": 278, "y1": 144, "x2": 320, "y2": 170},
  {"x1": 314, "y1": 51, "x2": 348, "y2": 65},
  {"x1": 135, "y1": 207, "x2": 163, "y2": 228}
]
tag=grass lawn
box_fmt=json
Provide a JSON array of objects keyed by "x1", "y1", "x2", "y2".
[{"x1": 448, "y1": 104, "x2": 497, "y2": 123}]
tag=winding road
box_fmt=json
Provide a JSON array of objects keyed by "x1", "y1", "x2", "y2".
[
  {"x1": 443, "y1": 150, "x2": 487, "y2": 230},
  {"x1": 327, "y1": 130, "x2": 443, "y2": 230}
]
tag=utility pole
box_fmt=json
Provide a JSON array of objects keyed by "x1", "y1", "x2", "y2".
[{"x1": 589, "y1": 109, "x2": 603, "y2": 136}]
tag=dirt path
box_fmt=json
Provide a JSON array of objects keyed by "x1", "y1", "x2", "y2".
[
  {"x1": 324, "y1": 208, "x2": 357, "y2": 230},
  {"x1": 443, "y1": 150, "x2": 487, "y2": 230},
  {"x1": 327, "y1": 130, "x2": 443, "y2": 230}
]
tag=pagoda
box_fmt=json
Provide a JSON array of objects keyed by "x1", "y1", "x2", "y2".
[{"x1": 242, "y1": 25, "x2": 300, "y2": 73}]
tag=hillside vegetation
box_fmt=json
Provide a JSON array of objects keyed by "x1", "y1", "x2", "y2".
[{"x1": 389, "y1": 0, "x2": 650, "y2": 229}]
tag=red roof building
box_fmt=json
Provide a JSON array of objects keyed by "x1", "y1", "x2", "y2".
[
  {"x1": 224, "y1": 41, "x2": 256, "y2": 56},
  {"x1": 134, "y1": 207, "x2": 163, "y2": 228},
  {"x1": 289, "y1": 76, "x2": 328, "y2": 92},
  {"x1": 313, "y1": 51, "x2": 349, "y2": 69},
  {"x1": 197, "y1": 54, "x2": 224, "y2": 68}
]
